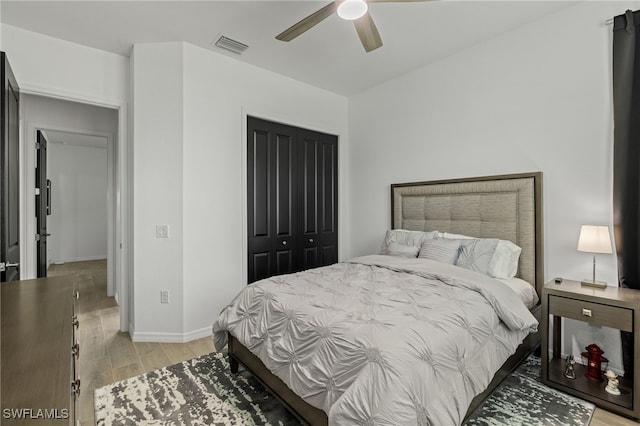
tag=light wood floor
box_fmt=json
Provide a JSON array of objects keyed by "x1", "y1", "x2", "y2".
[
  {"x1": 50, "y1": 260, "x2": 637, "y2": 425},
  {"x1": 48, "y1": 260, "x2": 215, "y2": 426}
]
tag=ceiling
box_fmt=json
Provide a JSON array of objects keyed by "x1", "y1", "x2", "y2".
[{"x1": 1, "y1": 1, "x2": 578, "y2": 96}]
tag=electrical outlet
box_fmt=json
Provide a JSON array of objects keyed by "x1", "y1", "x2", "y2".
[{"x1": 160, "y1": 290, "x2": 169, "y2": 304}]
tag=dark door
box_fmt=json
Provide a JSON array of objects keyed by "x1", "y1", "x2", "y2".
[
  {"x1": 0, "y1": 52, "x2": 20, "y2": 283},
  {"x1": 298, "y1": 129, "x2": 338, "y2": 270},
  {"x1": 247, "y1": 117, "x2": 299, "y2": 283},
  {"x1": 36, "y1": 130, "x2": 49, "y2": 277},
  {"x1": 247, "y1": 116, "x2": 338, "y2": 283}
]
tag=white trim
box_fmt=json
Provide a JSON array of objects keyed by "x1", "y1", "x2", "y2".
[
  {"x1": 19, "y1": 82, "x2": 124, "y2": 111},
  {"x1": 51, "y1": 255, "x2": 107, "y2": 264},
  {"x1": 132, "y1": 327, "x2": 212, "y2": 344}
]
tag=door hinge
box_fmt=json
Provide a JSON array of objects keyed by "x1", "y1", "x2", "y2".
[
  {"x1": 35, "y1": 187, "x2": 40, "y2": 195},
  {"x1": 35, "y1": 234, "x2": 40, "y2": 242},
  {"x1": 35, "y1": 142, "x2": 40, "y2": 149}
]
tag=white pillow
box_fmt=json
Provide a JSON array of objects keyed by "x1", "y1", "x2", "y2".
[
  {"x1": 488, "y1": 240, "x2": 522, "y2": 279},
  {"x1": 455, "y1": 238, "x2": 499, "y2": 275},
  {"x1": 386, "y1": 242, "x2": 420, "y2": 258},
  {"x1": 497, "y1": 277, "x2": 538, "y2": 309},
  {"x1": 379, "y1": 229, "x2": 438, "y2": 255},
  {"x1": 418, "y1": 239, "x2": 462, "y2": 264}
]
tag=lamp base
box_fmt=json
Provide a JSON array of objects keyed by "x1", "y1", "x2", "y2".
[{"x1": 581, "y1": 279, "x2": 608, "y2": 289}]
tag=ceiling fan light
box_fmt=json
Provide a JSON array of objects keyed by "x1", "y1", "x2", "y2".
[{"x1": 337, "y1": 0, "x2": 368, "y2": 21}]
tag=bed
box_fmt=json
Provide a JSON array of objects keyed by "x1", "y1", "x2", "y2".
[{"x1": 213, "y1": 172, "x2": 543, "y2": 425}]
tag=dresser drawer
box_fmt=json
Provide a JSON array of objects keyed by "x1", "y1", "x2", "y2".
[{"x1": 548, "y1": 295, "x2": 633, "y2": 331}]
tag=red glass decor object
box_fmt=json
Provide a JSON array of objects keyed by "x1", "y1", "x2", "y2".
[{"x1": 581, "y1": 344, "x2": 608, "y2": 382}]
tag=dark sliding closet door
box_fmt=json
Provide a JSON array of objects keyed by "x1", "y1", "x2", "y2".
[
  {"x1": 247, "y1": 117, "x2": 338, "y2": 284},
  {"x1": 298, "y1": 129, "x2": 338, "y2": 271}
]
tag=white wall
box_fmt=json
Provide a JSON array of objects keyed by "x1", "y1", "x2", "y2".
[
  {"x1": 3, "y1": 24, "x2": 131, "y2": 332},
  {"x1": 48, "y1": 141, "x2": 108, "y2": 263},
  {"x1": 181, "y1": 43, "x2": 348, "y2": 337},
  {"x1": 348, "y1": 1, "x2": 639, "y2": 372},
  {"x1": 130, "y1": 41, "x2": 348, "y2": 341},
  {"x1": 1, "y1": 24, "x2": 128, "y2": 105},
  {"x1": 131, "y1": 43, "x2": 185, "y2": 338}
]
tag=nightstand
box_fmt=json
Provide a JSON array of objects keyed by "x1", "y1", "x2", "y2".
[{"x1": 541, "y1": 279, "x2": 640, "y2": 419}]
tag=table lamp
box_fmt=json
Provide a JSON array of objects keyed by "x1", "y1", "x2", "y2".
[{"x1": 577, "y1": 225, "x2": 613, "y2": 288}]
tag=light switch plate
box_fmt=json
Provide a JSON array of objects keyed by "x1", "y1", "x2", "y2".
[{"x1": 156, "y1": 224, "x2": 169, "y2": 238}]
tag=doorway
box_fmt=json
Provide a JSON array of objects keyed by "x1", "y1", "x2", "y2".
[
  {"x1": 40, "y1": 129, "x2": 110, "y2": 276},
  {"x1": 22, "y1": 94, "x2": 122, "y2": 321}
]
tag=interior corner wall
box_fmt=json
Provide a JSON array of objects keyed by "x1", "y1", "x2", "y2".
[
  {"x1": 347, "y1": 1, "x2": 640, "y2": 372},
  {"x1": 181, "y1": 43, "x2": 348, "y2": 338},
  {"x1": 130, "y1": 41, "x2": 348, "y2": 341},
  {"x1": 131, "y1": 42, "x2": 185, "y2": 339}
]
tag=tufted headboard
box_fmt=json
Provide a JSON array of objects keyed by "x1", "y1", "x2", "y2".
[{"x1": 391, "y1": 172, "x2": 543, "y2": 297}]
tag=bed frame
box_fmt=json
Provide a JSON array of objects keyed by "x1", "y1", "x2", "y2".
[{"x1": 228, "y1": 171, "x2": 544, "y2": 425}]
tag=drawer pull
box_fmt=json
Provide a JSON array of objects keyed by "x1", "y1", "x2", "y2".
[
  {"x1": 582, "y1": 308, "x2": 592, "y2": 317},
  {"x1": 73, "y1": 291, "x2": 80, "y2": 300},
  {"x1": 71, "y1": 379, "x2": 81, "y2": 396}
]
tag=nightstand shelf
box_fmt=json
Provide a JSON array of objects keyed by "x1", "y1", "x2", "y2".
[
  {"x1": 541, "y1": 279, "x2": 640, "y2": 419},
  {"x1": 547, "y1": 358, "x2": 633, "y2": 410}
]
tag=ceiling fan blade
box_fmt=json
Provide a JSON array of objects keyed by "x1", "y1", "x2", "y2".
[
  {"x1": 354, "y1": 12, "x2": 383, "y2": 52},
  {"x1": 276, "y1": 2, "x2": 338, "y2": 42}
]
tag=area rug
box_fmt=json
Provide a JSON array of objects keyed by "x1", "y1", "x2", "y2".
[
  {"x1": 464, "y1": 355, "x2": 595, "y2": 425},
  {"x1": 95, "y1": 352, "x2": 595, "y2": 426}
]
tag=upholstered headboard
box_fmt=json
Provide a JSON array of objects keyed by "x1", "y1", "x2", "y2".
[{"x1": 391, "y1": 172, "x2": 543, "y2": 296}]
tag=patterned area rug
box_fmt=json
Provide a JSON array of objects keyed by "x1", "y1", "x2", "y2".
[
  {"x1": 95, "y1": 352, "x2": 595, "y2": 426},
  {"x1": 464, "y1": 355, "x2": 595, "y2": 425}
]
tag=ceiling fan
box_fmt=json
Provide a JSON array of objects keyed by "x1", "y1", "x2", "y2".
[{"x1": 276, "y1": 0, "x2": 434, "y2": 53}]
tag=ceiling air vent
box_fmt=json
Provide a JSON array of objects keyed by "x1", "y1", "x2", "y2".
[{"x1": 213, "y1": 35, "x2": 249, "y2": 55}]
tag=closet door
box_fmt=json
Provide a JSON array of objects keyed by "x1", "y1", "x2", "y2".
[
  {"x1": 247, "y1": 117, "x2": 299, "y2": 283},
  {"x1": 298, "y1": 129, "x2": 338, "y2": 270}
]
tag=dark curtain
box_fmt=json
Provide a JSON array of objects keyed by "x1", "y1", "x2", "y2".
[{"x1": 613, "y1": 9, "x2": 640, "y2": 379}]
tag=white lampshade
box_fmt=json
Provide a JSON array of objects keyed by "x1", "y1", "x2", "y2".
[
  {"x1": 577, "y1": 225, "x2": 613, "y2": 254},
  {"x1": 337, "y1": 0, "x2": 368, "y2": 20}
]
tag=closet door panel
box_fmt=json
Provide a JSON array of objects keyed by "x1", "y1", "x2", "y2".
[
  {"x1": 252, "y1": 129, "x2": 270, "y2": 238},
  {"x1": 299, "y1": 129, "x2": 338, "y2": 269},
  {"x1": 301, "y1": 139, "x2": 318, "y2": 235},
  {"x1": 247, "y1": 117, "x2": 298, "y2": 283},
  {"x1": 276, "y1": 134, "x2": 296, "y2": 238},
  {"x1": 251, "y1": 253, "x2": 271, "y2": 284}
]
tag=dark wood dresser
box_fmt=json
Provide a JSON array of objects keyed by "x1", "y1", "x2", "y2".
[{"x1": 1, "y1": 276, "x2": 79, "y2": 425}]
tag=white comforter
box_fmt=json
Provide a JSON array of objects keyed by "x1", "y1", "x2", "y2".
[{"x1": 212, "y1": 255, "x2": 538, "y2": 425}]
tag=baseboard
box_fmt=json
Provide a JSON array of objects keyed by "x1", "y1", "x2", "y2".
[
  {"x1": 51, "y1": 255, "x2": 107, "y2": 264},
  {"x1": 131, "y1": 326, "x2": 212, "y2": 343}
]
